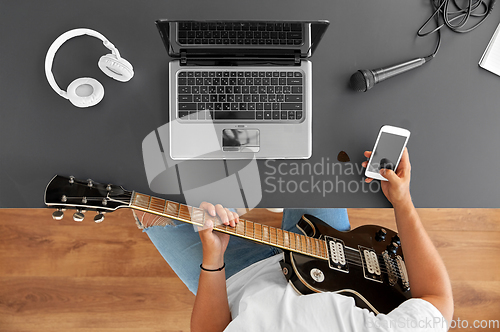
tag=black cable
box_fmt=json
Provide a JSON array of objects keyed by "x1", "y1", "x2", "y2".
[{"x1": 418, "y1": 0, "x2": 496, "y2": 60}]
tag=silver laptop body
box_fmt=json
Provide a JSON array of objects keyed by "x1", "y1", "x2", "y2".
[{"x1": 156, "y1": 20, "x2": 329, "y2": 160}]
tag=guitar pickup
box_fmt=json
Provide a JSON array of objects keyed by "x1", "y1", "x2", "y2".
[
  {"x1": 360, "y1": 246, "x2": 383, "y2": 283},
  {"x1": 325, "y1": 236, "x2": 349, "y2": 273}
]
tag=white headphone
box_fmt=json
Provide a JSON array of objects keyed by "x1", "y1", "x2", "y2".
[{"x1": 45, "y1": 28, "x2": 134, "y2": 108}]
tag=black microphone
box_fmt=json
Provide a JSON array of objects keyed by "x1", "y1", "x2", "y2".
[{"x1": 349, "y1": 57, "x2": 430, "y2": 92}]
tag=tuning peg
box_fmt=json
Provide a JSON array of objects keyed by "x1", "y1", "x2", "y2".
[
  {"x1": 73, "y1": 210, "x2": 85, "y2": 222},
  {"x1": 94, "y1": 212, "x2": 105, "y2": 223},
  {"x1": 87, "y1": 179, "x2": 94, "y2": 187},
  {"x1": 69, "y1": 176, "x2": 75, "y2": 184},
  {"x1": 52, "y1": 209, "x2": 64, "y2": 220}
]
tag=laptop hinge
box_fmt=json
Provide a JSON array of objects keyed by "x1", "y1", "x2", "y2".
[
  {"x1": 294, "y1": 54, "x2": 301, "y2": 65},
  {"x1": 178, "y1": 50, "x2": 300, "y2": 66}
]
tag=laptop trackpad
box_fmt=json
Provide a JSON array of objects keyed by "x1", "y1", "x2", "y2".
[{"x1": 222, "y1": 129, "x2": 260, "y2": 152}]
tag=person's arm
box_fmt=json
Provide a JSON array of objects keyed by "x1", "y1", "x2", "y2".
[
  {"x1": 363, "y1": 148, "x2": 454, "y2": 322},
  {"x1": 191, "y1": 202, "x2": 239, "y2": 332}
]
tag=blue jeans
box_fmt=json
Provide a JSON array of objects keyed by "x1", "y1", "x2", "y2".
[{"x1": 144, "y1": 208, "x2": 350, "y2": 294}]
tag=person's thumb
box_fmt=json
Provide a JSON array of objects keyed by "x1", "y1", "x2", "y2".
[
  {"x1": 380, "y1": 168, "x2": 398, "y2": 182},
  {"x1": 197, "y1": 218, "x2": 214, "y2": 234}
]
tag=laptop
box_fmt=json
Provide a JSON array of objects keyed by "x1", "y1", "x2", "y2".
[{"x1": 155, "y1": 20, "x2": 329, "y2": 160}]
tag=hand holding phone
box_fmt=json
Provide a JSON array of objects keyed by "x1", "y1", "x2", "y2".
[
  {"x1": 363, "y1": 148, "x2": 412, "y2": 207},
  {"x1": 364, "y1": 125, "x2": 410, "y2": 181}
]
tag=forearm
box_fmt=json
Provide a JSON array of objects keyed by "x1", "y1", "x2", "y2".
[
  {"x1": 393, "y1": 200, "x2": 453, "y2": 321},
  {"x1": 191, "y1": 254, "x2": 231, "y2": 332}
]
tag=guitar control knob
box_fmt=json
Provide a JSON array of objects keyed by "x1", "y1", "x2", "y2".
[
  {"x1": 106, "y1": 184, "x2": 112, "y2": 191},
  {"x1": 375, "y1": 228, "x2": 387, "y2": 242},
  {"x1": 52, "y1": 209, "x2": 64, "y2": 220},
  {"x1": 391, "y1": 234, "x2": 401, "y2": 246},
  {"x1": 387, "y1": 242, "x2": 399, "y2": 255},
  {"x1": 94, "y1": 212, "x2": 105, "y2": 223},
  {"x1": 310, "y1": 268, "x2": 325, "y2": 283},
  {"x1": 73, "y1": 210, "x2": 85, "y2": 222}
]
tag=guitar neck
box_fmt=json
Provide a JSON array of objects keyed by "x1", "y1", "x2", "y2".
[{"x1": 130, "y1": 192, "x2": 328, "y2": 260}]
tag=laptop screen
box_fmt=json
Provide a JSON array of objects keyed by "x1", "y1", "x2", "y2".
[{"x1": 156, "y1": 20, "x2": 329, "y2": 60}]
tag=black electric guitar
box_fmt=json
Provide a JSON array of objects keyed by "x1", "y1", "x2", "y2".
[{"x1": 44, "y1": 175, "x2": 412, "y2": 314}]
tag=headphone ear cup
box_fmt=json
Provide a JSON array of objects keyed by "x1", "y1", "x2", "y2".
[
  {"x1": 98, "y1": 54, "x2": 134, "y2": 82},
  {"x1": 66, "y1": 77, "x2": 104, "y2": 108}
]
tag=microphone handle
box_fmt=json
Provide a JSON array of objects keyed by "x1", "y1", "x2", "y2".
[{"x1": 372, "y1": 58, "x2": 426, "y2": 84}]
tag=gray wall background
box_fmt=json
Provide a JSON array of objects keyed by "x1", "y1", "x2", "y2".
[{"x1": 1, "y1": 0, "x2": 499, "y2": 208}]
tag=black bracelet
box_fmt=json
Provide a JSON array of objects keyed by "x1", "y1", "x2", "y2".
[{"x1": 200, "y1": 262, "x2": 225, "y2": 272}]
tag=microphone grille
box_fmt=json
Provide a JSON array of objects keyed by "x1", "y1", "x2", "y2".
[{"x1": 349, "y1": 70, "x2": 374, "y2": 92}]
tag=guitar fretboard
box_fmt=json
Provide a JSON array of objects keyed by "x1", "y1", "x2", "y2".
[{"x1": 130, "y1": 192, "x2": 328, "y2": 260}]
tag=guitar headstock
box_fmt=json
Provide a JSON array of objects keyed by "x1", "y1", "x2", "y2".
[{"x1": 44, "y1": 175, "x2": 132, "y2": 222}]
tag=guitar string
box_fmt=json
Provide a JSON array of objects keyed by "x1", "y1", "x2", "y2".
[
  {"x1": 109, "y1": 193, "x2": 404, "y2": 278},
  {"x1": 110, "y1": 194, "x2": 404, "y2": 278},
  {"x1": 141, "y1": 199, "x2": 404, "y2": 277},
  {"x1": 131, "y1": 195, "x2": 404, "y2": 278},
  {"x1": 140, "y1": 200, "x2": 402, "y2": 276},
  {"x1": 345, "y1": 250, "x2": 403, "y2": 275},
  {"x1": 343, "y1": 252, "x2": 403, "y2": 277},
  {"x1": 336, "y1": 251, "x2": 402, "y2": 277},
  {"x1": 63, "y1": 197, "x2": 405, "y2": 279}
]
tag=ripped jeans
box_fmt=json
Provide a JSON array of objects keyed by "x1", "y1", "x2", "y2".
[{"x1": 141, "y1": 208, "x2": 350, "y2": 294}]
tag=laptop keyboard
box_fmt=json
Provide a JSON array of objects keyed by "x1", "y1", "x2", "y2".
[
  {"x1": 177, "y1": 21, "x2": 303, "y2": 46},
  {"x1": 177, "y1": 70, "x2": 304, "y2": 122}
]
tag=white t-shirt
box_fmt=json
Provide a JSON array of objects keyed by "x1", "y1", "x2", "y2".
[{"x1": 224, "y1": 254, "x2": 448, "y2": 332}]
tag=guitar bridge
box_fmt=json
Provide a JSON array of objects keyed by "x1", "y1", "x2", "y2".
[
  {"x1": 382, "y1": 250, "x2": 411, "y2": 291},
  {"x1": 325, "y1": 236, "x2": 349, "y2": 273},
  {"x1": 382, "y1": 250, "x2": 398, "y2": 286},
  {"x1": 396, "y1": 255, "x2": 410, "y2": 291}
]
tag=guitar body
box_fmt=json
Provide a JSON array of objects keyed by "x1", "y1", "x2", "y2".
[{"x1": 280, "y1": 214, "x2": 412, "y2": 314}]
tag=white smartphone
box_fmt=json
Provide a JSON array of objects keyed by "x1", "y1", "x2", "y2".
[{"x1": 365, "y1": 125, "x2": 410, "y2": 181}]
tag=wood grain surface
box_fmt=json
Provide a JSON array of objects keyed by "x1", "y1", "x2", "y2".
[{"x1": 1, "y1": 208, "x2": 499, "y2": 331}]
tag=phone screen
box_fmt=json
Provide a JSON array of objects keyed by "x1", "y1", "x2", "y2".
[{"x1": 368, "y1": 132, "x2": 407, "y2": 173}]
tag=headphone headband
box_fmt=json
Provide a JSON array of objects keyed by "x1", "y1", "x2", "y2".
[{"x1": 44, "y1": 28, "x2": 121, "y2": 98}]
